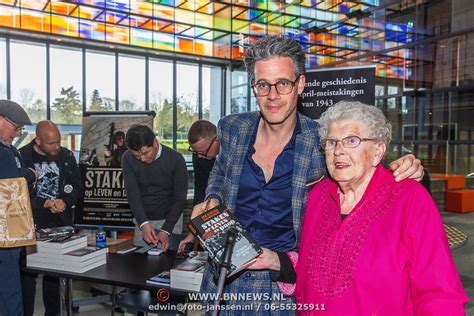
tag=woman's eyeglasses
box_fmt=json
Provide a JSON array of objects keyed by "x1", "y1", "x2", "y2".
[{"x1": 321, "y1": 135, "x2": 376, "y2": 150}]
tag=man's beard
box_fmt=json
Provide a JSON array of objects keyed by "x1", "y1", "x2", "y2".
[{"x1": 41, "y1": 147, "x2": 60, "y2": 161}]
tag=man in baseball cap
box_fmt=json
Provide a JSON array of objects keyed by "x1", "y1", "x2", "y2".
[
  {"x1": 0, "y1": 99, "x2": 35, "y2": 316},
  {"x1": 0, "y1": 99, "x2": 32, "y2": 145}
]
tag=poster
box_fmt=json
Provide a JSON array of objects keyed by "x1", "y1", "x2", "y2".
[
  {"x1": 75, "y1": 112, "x2": 154, "y2": 229},
  {"x1": 298, "y1": 66, "x2": 376, "y2": 119}
]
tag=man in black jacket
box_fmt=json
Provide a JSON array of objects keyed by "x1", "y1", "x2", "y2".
[
  {"x1": 187, "y1": 120, "x2": 220, "y2": 206},
  {"x1": 20, "y1": 120, "x2": 84, "y2": 316},
  {"x1": 0, "y1": 99, "x2": 36, "y2": 316}
]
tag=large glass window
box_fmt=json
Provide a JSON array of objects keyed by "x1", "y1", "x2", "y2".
[
  {"x1": 0, "y1": 38, "x2": 6, "y2": 99},
  {"x1": 10, "y1": 40, "x2": 46, "y2": 123},
  {"x1": 176, "y1": 62, "x2": 198, "y2": 154},
  {"x1": 118, "y1": 54, "x2": 145, "y2": 111},
  {"x1": 50, "y1": 46, "x2": 83, "y2": 124},
  {"x1": 149, "y1": 59, "x2": 173, "y2": 145},
  {"x1": 202, "y1": 65, "x2": 222, "y2": 124},
  {"x1": 230, "y1": 70, "x2": 248, "y2": 114},
  {"x1": 86, "y1": 50, "x2": 115, "y2": 111}
]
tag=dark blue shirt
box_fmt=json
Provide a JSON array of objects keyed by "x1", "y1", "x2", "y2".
[{"x1": 234, "y1": 117, "x2": 301, "y2": 252}]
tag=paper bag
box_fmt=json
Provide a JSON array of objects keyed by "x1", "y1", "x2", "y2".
[{"x1": 0, "y1": 177, "x2": 36, "y2": 247}]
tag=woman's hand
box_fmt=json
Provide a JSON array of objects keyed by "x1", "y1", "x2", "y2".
[{"x1": 247, "y1": 247, "x2": 281, "y2": 271}]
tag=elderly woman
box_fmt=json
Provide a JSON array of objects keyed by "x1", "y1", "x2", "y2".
[{"x1": 275, "y1": 101, "x2": 468, "y2": 314}]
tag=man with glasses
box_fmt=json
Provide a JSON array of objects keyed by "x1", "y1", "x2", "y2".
[
  {"x1": 122, "y1": 125, "x2": 187, "y2": 250},
  {"x1": 0, "y1": 99, "x2": 36, "y2": 316},
  {"x1": 185, "y1": 36, "x2": 424, "y2": 314},
  {"x1": 187, "y1": 120, "x2": 220, "y2": 206}
]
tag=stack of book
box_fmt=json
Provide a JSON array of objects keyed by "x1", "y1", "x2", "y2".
[
  {"x1": 27, "y1": 235, "x2": 108, "y2": 273},
  {"x1": 170, "y1": 251, "x2": 208, "y2": 291}
]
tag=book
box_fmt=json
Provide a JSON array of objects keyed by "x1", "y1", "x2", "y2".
[
  {"x1": 170, "y1": 251, "x2": 207, "y2": 291},
  {"x1": 146, "y1": 271, "x2": 171, "y2": 287},
  {"x1": 36, "y1": 235, "x2": 88, "y2": 254},
  {"x1": 27, "y1": 247, "x2": 107, "y2": 273},
  {"x1": 188, "y1": 204, "x2": 262, "y2": 277},
  {"x1": 63, "y1": 246, "x2": 108, "y2": 262},
  {"x1": 36, "y1": 226, "x2": 75, "y2": 241}
]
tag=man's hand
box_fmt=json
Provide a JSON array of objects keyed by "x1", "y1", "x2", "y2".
[
  {"x1": 43, "y1": 199, "x2": 65, "y2": 213},
  {"x1": 141, "y1": 223, "x2": 158, "y2": 246},
  {"x1": 177, "y1": 233, "x2": 195, "y2": 253},
  {"x1": 53, "y1": 199, "x2": 66, "y2": 213},
  {"x1": 389, "y1": 154, "x2": 424, "y2": 182},
  {"x1": 247, "y1": 247, "x2": 280, "y2": 271},
  {"x1": 191, "y1": 198, "x2": 220, "y2": 220},
  {"x1": 157, "y1": 231, "x2": 170, "y2": 252}
]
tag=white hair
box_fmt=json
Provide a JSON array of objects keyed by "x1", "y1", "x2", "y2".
[{"x1": 317, "y1": 101, "x2": 392, "y2": 145}]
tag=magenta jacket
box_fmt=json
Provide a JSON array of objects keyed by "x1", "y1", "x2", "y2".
[{"x1": 282, "y1": 165, "x2": 468, "y2": 315}]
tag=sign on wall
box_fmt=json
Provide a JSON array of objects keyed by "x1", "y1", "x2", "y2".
[
  {"x1": 297, "y1": 66, "x2": 376, "y2": 119},
  {"x1": 74, "y1": 112, "x2": 154, "y2": 229}
]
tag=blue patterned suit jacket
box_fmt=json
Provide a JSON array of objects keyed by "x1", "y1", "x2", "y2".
[{"x1": 205, "y1": 111, "x2": 326, "y2": 250}]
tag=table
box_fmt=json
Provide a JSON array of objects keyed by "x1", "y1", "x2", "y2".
[{"x1": 24, "y1": 252, "x2": 188, "y2": 315}]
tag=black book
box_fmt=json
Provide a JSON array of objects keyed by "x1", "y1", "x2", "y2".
[
  {"x1": 36, "y1": 226, "x2": 75, "y2": 241},
  {"x1": 188, "y1": 204, "x2": 262, "y2": 277}
]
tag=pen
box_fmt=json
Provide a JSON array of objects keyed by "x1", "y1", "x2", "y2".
[{"x1": 204, "y1": 196, "x2": 211, "y2": 212}]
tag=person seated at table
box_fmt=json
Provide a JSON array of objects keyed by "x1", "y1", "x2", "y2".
[{"x1": 253, "y1": 101, "x2": 468, "y2": 314}]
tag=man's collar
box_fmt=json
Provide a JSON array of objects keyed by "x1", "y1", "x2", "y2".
[{"x1": 154, "y1": 142, "x2": 162, "y2": 161}]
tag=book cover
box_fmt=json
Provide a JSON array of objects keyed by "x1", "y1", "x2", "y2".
[
  {"x1": 146, "y1": 271, "x2": 171, "y2": 287},
  {"x1": 63, "y1": 246, "x2": 108, "y2": 262},
  {"x1": 188, "y1": 204, "x2": 262, "y2": 277},
  {"x1": 35, "y1": 226, "x2": 75, "y2": 241},
  {"x1": 173, "y1": 251, "x2": 207, "y2": 273}
]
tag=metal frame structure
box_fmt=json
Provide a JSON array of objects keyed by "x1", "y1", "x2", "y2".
[{"x1": 0, "y1": 0, "x2": 420, "y2": 79}]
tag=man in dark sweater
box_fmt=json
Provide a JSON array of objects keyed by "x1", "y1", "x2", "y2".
[
  {"x1": 19, "y1": 120, "x2": 84, "y2": 316},
  {"x1": 187, "y1": 120, "x2": 220, "y2": 206},
  {"x1": 122, "y1": 125, "x2": 188, "y2": 250}
]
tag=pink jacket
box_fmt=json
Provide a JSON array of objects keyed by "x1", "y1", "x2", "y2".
[{"x1": 280, "y1": 165, "x2": 468, "y2": 315}]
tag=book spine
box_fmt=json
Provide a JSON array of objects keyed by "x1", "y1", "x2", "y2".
[{"x1": 188, "y1": 223, "x2": 197, "y2": 235}]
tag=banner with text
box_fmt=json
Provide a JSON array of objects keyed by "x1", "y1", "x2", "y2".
[
  {"x1": 75, "y1": 112, "x2": 154, "y2": 229},
  {"x1": 298, "y1": 66, "x2": 375, "y2": 119}
]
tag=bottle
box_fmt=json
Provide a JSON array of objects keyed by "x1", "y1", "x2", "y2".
[{"x1": 96, "y1": 225, "x2": 106, "y2": 248}]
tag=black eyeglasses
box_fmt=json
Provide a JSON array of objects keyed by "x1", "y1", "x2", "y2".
[
  {"x1": 251, "y1": 75, "x2": 301, "y2": 97},
  {"x1": 188, "y1": 136, "x2": 216, "y2": 158},
  {"x1": 3, "y1": 117, "x2": 23, "y2": 132},
  {"x1": 321, "y1": 136, "x2": 376, "y2": 151}
]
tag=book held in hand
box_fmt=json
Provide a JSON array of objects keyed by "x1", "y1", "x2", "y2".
[{"x1": 188, "y1": 204, "x2": 262, "y2": 277}]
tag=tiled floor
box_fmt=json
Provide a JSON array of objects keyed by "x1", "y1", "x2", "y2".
[{"x1": 33, "y1": 211, "x2": 474, "y2": 315}]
